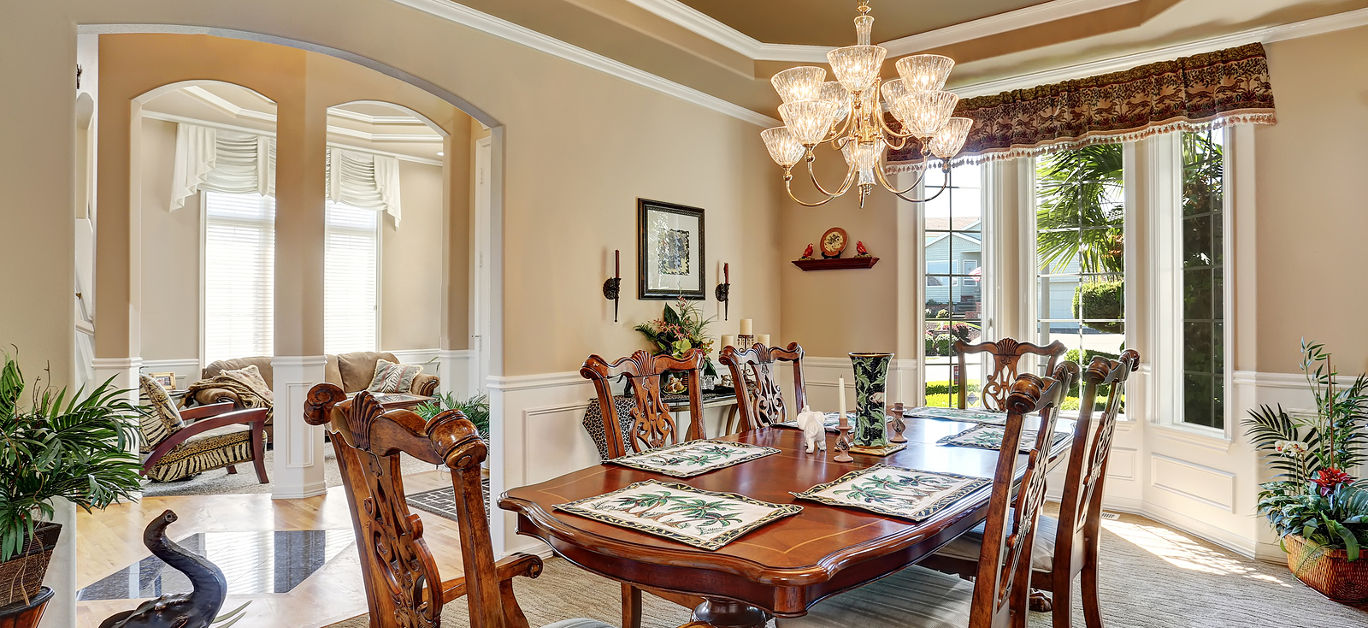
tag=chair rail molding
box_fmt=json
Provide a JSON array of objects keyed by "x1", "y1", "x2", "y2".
[{"x1": 270, "y1": 355, "x2": 329, "y2": 500}]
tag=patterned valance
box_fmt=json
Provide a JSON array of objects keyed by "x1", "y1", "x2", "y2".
[{"x1": 887, "y1": 42, "x2": 1276, "y2": 169}]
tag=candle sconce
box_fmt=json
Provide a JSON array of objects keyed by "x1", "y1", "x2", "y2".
[
  {"x1": 604, "y1": 249, "x2": 622, "y2": 323},
  {"x1": 715, "y1": 262, "x2": 731, "y2": 321}
]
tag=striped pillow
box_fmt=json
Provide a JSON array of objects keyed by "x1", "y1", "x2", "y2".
[
  {"x1": 367, "y1": 359, "x2": 424, "y2": 393},
  {"x1": 139, "y1": 374, "x2": 185, "y2": 451}
]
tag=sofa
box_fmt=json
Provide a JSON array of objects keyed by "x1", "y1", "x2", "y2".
[{"x1": 187, "y1": 351, "x2": 439, "y2": 438}]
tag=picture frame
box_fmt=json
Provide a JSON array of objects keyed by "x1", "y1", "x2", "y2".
[
  {"x1": 148, "y1": 371, "x2": 176, "y2": 390},
  {"x1": 638, "y1": 199, "x2": 705, "y2": 300}
]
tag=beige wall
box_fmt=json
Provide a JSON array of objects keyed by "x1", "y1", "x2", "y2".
[
  {"x1": 1253, "y1": 25, "x2": 1368, "y2": 374},
  {"x1": 381, "y1": 161, "x2": 445, "y2": 351}
]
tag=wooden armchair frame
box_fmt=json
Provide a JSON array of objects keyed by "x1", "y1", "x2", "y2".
[
  {"x1": 140, "y1": 401, "x2": 269, "y2": 483},
  {"x1": 718, "y1": 342, "x2": 807, "y2": 431},
  {"x1": 953, "y1": 338, "x2": 1067, "y2": 411},
  {"x1": 304, "y1": 385, "x2": 543, "y2": 628}
]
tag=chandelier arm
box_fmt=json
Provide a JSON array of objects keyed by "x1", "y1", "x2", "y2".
[
  {"x1": 873, "y1": 157, "x2": 951, "y2": 203},
  {"x1": 882, "y1": 133, "x2": 910, "y2": 151},
  {"x1": 877, "y1": 110, "x2": 915, "y2": 139},
  {"x1": 822, "y1": 102, "x2": 857, "y2": 145},
  {"x1": 783, "y1": 171, "x2": 836, "y2": 207},
  {"x1": 805, "y1": 152, "x2": 858, "y2": 198}
]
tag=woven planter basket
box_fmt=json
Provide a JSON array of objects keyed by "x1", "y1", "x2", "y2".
[
  {"x1": 0, "y1": 523, "x2": 61, "y2": 608},
  {"x1": 1284, "y1": 533, "x2": 1368, "y2": 601}
]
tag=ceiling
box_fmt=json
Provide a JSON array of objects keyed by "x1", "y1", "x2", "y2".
[{"x1": 675, "y1": 0, "x2": 1057, "y2": 46}]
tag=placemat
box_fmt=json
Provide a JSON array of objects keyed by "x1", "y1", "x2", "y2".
[
  {"x1": 792, "y1": 464, "x2": 989, "y2": 521},
  {"x1": 903, "y1": 406, "x2": 1006, "y2": 424},
  {"x1": 608, "y1": 440, "x2": 780, "y2": 478},
  {"x1": 938, "y1": 424, "x2": 1070, "y2": 453},
  {"x1": 556, "y1": 480, "x2": 802, "y2": 550}
]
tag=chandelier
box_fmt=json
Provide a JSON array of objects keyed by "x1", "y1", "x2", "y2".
[{"x1": 761, "y1": 1, "x2": 972, "y2": 207}]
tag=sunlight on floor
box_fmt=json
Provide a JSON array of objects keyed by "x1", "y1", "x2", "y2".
[{"x1": 1100, "y1": 517, "x2": 1295, "y2": 587}]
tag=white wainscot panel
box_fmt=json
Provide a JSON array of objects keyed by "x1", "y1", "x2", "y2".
[
  {"x1": 1107, "y1": 446, "x2": 1138, "y2": 481},
  {"x1": 1150, "y1": 453, "x2": 1235, "y2": 512},
  {"x1": 523, "y1": 402, "x2": 599, "y2": 485}
]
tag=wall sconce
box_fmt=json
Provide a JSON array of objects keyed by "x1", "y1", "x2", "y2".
[
  {"x1": 715, "y1": 261, "x2": 730, "y2": 321},
  {"x1": 603, "y1": 249, "x2": 622, "y2": 323}
]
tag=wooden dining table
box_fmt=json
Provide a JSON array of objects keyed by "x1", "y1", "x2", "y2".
[{"x1": 499, "y1": 412, "x2": 1070, "y2": 626}]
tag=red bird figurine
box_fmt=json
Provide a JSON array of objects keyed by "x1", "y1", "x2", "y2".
[
  {"x1": 802, "y1": 243, "x2": 815, "y2": 260},
  {"x1": 856, "y1": 241, "x2": 869, "y2": 256}
]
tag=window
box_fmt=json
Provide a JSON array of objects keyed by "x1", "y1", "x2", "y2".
[
  {"x1": 1179, "y1": 129, "x2": 1225, "y2": 428},
  {"x1": 324, "y1": 201, "x2": 380, "y2": 354},
  {"x1": 923, "y1": 164, "x2": 986, "y2": 407},
  {"x1": 1034, "y1": 146, "x2": 1126, "y2": 411},
  {"x1": 203, "y1": 191, "x2": 275, "y2": 364}
]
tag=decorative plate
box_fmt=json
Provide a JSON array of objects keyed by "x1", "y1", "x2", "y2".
[
  {"x1": 938, "y1": 424, "x2": 1070, "y2": 453},
  {"x1": 556, "y1": 480, "x2": 802, "y2": 550},
  {"x1": 903, "y1": 406, "x2": 1006, "y2": 424},
  {"x1": 793, "y1": 464, "x2": 989, "y2": 521},
  {"x1": 820, "y1": 227, "x2": 848, "y2": 258},
  {"x1": 608, "y1": 439, "x2": 780, "y2": 478}
]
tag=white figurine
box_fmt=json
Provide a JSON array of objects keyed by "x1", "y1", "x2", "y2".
[{"x1": 795, "y1": 406, "x2": 828, "y2": 453}]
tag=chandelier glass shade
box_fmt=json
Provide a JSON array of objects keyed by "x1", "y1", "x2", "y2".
[{"x1": 763, "y1": 1, "x2": 972, "y2": 207}]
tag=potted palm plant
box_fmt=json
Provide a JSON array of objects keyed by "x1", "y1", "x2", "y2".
[
  {"x1": 0, "y1": 352, "x2": 143, "y2": 611},
  {"x1": 1245, "y1": 340, "x2": 1368, "y2": 600}
]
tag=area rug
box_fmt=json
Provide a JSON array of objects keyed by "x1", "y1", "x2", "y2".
[
  {"x1": 323, "y1": 509, "x2": 1368, "y2": 628},
  {"x1": 406, "y1": 479, "x2": 491, "y2": 520},
  {"x1": 141, "y1": 446, "x2": 439, "y2": 497}
]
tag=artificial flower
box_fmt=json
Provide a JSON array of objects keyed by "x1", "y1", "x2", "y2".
[{"x1": 1312, "y1": 467, "x2": 1353, "y2": 497}]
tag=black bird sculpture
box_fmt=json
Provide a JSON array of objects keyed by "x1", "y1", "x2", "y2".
[{"x1": 99, "y1": 510, "x2": 230, "y2": 628}]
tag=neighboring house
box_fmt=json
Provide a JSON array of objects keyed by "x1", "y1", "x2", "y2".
[{"x1": 924, "y1": 218, "x2": 982, "y2": 317}]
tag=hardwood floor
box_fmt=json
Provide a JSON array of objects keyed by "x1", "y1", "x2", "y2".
[{"x1": 75, "y1": 469, "x2": 462, "y2": 628}]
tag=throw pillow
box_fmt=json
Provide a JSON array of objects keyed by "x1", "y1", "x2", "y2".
[
  {"x1": 221, "y1": 364, "x2": 275, "y2": 403},
  {"x1": 368, "y1": 359, "x2": 424, "y2": 393},
  {"x1": 139, "y1": 374, "x2": 184, "y2": 451}
]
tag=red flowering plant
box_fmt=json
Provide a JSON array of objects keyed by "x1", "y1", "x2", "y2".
[
  {"x1": 633, "y1": 298, "x2": 717, "y2": 378},
  {"x1": 1246, "y1": 341, "x2": 1368, "y2": 560}
]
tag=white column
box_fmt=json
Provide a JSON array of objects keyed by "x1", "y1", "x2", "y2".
[
  {"x1": 91, "y1": 356, "x2": 143, "y2": 403},
  {"x1": 37, "y1": 499, "x2": 76, "y2": 628},
  {"x1": 270, "y1": 355, "x2": 328, "y2": 499},
  {"x1": 437, "y1": 348, "x2": 472, "y2": 399}
]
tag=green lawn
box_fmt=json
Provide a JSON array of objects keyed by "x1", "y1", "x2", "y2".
[{"x1": 922, "y1": 380, "x2": 1087, "y2": 411}]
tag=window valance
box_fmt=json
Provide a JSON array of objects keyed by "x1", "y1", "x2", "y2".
[
  {"x1": 170, "y1": 123, "x2": 403, "y2": 225},
  {"x1": 887, "y1": 43, "x2": 1277, "y2": 170}
]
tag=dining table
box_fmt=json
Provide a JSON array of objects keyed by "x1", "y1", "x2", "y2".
[{"x1": 498, "y1": 409, "x2": 1071, "y2": 626}]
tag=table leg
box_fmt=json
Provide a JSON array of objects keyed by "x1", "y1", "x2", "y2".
[{"x1": 692, "y1": 598, "x2": 770, "y2": 627}]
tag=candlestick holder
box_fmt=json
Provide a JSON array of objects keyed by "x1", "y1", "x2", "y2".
[
  {"x1": 604, "y1": 249, "x2": 622, "y2": 323},
  {"x1": 833, "y1": 424, "x2": 854, "y2": 463},
  {"x1": 737, "y1": 334, "x2": 754, "y2": 349},
  {"x1": 889, "y1": 402, "x2": 907, "y2": 444},
  {"x1": 715, "y1": 262, "x2": 731, "y2": 321}
]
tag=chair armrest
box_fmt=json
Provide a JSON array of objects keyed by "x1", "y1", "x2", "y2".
[
  {"x1": 412, "y1": 374, "x2": 440, "y2": 397},
  {"x1": 142, "y1": 407, "x2": 269, "y2": 475},
  {"x1": 178, "y1": 401, "x2": 236, "y2": 422},
  {"x1": 193, "y1": 387, "x2": 243, "y2": 407},
  {"x1": 438, "y1": 552, "x2": 543, "y2": 603}
]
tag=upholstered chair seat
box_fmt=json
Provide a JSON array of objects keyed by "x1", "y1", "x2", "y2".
[
  {"x1": 778, "y1": 565, "x2": 974, "y2": 627},
  {"x1": 936, "y1": 514, "x2": 1060, "y2": 571},
  {"x1": 541, "y1": 620, "x2": 615, "y2": 628}
]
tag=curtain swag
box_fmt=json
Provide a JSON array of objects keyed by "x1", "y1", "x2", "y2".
[
  {"x1": 169, "y1": 123, "x2": 403, "y2": 225},
  {"x1": 887, "y1": 42, "x2": 1277, "y2": 171}
]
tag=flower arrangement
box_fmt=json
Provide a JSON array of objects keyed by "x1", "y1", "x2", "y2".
[
  {"x1": 634, "y1": 298, "x2": 717, "y2": 377},
  {"x1": 1245, "y1": 341, "x2": 1368, "y2": 564}
]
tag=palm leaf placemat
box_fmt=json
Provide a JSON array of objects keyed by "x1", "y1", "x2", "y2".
[
  {"x1": 792, "y1": 464, "x2": 989, "y2": 521},
  {"x1": 609, "y1": 440, "x2": 779, "y2": 478},
  {"x1": 938, "y1": 424, "x2": 1070, "y2": 452},
  {"x1": 904, "y1": 406, "x2": 1006, "y2": 424},
  {"x1": 556, "y1": 480, "x2": 801, "y2": 550}
]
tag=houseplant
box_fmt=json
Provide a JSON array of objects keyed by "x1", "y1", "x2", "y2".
[
  {"x1": 414, "y1": 392, "x2": 490, "y2": 441},
  {"x1": 634, "y1": 298, "x2": 717, "y2": 379},
  {"x1": 1245, "y1": 340, "x2": 1368, "y2": 600},
  {"x1": 0, "y1": 352, "x2": 143, "y2": 607}
]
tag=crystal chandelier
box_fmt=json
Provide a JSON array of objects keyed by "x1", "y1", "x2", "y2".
[{"x1": 761, "y1": 1, "x2": 972, "y2": 207}]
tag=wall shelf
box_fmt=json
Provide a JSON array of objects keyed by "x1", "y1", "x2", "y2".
[{"x1": 791, "y1": 256, "x2": 879, "y2": 271}]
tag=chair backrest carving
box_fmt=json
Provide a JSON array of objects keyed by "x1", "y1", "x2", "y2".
[
  {"x1": 953, "y1": 338, "x2": 1067, "y2": 411},
  {"x1": 1053, "y1": 350, "x2": 1140, "y2": 577},
  {"x1": 304, "y1": 385, "x2": 533, "y2": 627},
  {"x1": 580, "y1": 349, "x2": 706, "y2": 458},
  {"x1": 719, "y1": 342, "x2": 807, "y2": 431},
  {"x1": 970, "y1": 362, "x2": 1075, "y2": 628}
]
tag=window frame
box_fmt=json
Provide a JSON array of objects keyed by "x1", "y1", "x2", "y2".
[
  {"x1": 199, "y1": 190, "x2": 277, "y2": 367},
  {"x1": 323, "y1": 200, "x2": 383, "y2": 355}
]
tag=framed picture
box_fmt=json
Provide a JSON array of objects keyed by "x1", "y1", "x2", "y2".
[
  {"x1": 638, "y1": 199, "x2": 705, "y2": 300},
  {"x1": 148, "y1": 371, "x2": 176, "y2": 390}
]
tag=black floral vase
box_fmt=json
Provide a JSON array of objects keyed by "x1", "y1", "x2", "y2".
[{"x1": 849, "y1": 352, "x2": 893, "y2": 448}]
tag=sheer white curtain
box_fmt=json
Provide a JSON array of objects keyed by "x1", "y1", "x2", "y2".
[
  {"x1": 170, "y1": 125, "x2": 275, "y2": 211},
  {"x1": 327, "y1": 147, "x2": 403, "y2": 225}
]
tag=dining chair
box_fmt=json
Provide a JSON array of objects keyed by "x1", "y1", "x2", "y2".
[
  {"x1": 777, "y1": 367, "x2": 1073, "y2": 628},
  {"x1": 302, "y1": 385, "x2": 613, "y2": 628},
  {"x1": 926, "y1": 351, "x2": 1138, "y2": 628},
  {"x1": 719, "y1": 341, "x2": 807, "y2": 432},
  {"x1": 953, "y1": 337, "x2": 1067, "y2": 411},
  {"x1": 578, "y1": 349, "x2": 708, "y2": 627}
]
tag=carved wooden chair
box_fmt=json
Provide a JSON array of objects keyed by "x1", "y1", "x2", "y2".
[
  {"x1": 778, "y1": 368, "x2": 1074, "y2": 627},
  {"x1": 718, "y1": 342, "x2": 807, "y2": 432},
  {"x1": 303, "y1": 385, "x2": 613, "y2": 628},
  {"x1": 578, "y1": 349, "x2": 708, "y2": 627},
  {"x1": 953, "y1": 337, "x2": 1067, "y2": 411},
  {"x1": 926, "y1": 351, "x2": 1138, "y2": 627}
]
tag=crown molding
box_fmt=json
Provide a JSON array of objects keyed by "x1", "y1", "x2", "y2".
[
  {"x1": 626, "y1": 0, "x2": 1139, "y2": 62},
  {"x1": 182, "y1": 86, "x2": 445, "y2": 143},
  {"x1": 390, "y1": 0, "x2": 779, "y2": 127},
  {"x1": 139, "y1": 110, "x2": 445, "y2": 166},
  {"x1": 951, "y1": 7, "x2": 1368, "y2": 98}
]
